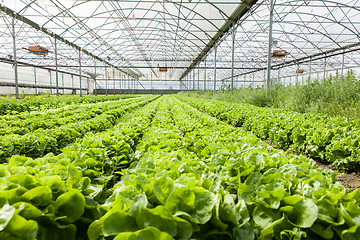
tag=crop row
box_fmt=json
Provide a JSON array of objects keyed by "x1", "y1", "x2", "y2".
[
  {"x1": 1, "y1": 96, "x2": 359, "y2": 239},
  {"x1": 176, "y1": 95, "x2": 360, "y2": 171},
  {"x1": 89, "y1": 96, "x2": 360, "y2": 240},
  {"x1": 0, "y1": 94, "x2": 140, "y2": 116},
  {"x1": 0, "y1": 98, "x2": 160, "y2": 240},
  {"x1": 0, "y1": 97, "x2": 148, "y2": 136},
  {"x1": 0, "y1": 95, "x2": 158, "y2": 162}
]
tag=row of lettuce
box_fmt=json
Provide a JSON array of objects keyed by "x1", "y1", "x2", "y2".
[
  {"x1": 1, "y1": 96, "x2": 360, "y2": 239},
  {"x1": 0, "y1": 94, "x2": 140, "y2": 116},
  {"x1": 0, "y1": 98, "x2": 159, "y2": 240},
  {"x1": 176, "y1": 95, "x2": 360, "y2": 172},
  {"x1": 90, "y1": 96, "x2": 359, "y2": 240},
  {"x1": 0, "y1": 97, "x2": 142, "y2": 136},
  {"x1": 0, "y1": 96, "x2": 158, "y2": 162}
]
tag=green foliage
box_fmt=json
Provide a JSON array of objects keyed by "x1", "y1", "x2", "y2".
[
  {"x1": 1, "y1": 95, "x2": 360, "y2": 240},
  {"x1": 181, "y1": 71, "x2": 360, "y2": 118},
  {"x1": 177, "y1": 94, "x2": 360, "y2": 171},
  {"x1": 0, "y1": 98, "x2": 159, "y2": 239},
  {"x1": 0, "y1": 94, "x2": 141, "y2": 116},
  {"x1": 0, "y1": 96, "x2": 157, "y2": 162}
]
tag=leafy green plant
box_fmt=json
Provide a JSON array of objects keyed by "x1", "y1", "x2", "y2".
[
  {"x1": 180, "y1": 71, "x2": 360, "y2": 118},
  {"x1": 177, "y1": 95, "x2": 360, "y2": 171},
  {"x1": 1, "y1": 95, "x2": 360, "y2": 240}
]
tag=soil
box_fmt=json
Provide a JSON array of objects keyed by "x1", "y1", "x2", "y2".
[{"x1": 315, "y1": 161, "x2": 360, "y2": 191}]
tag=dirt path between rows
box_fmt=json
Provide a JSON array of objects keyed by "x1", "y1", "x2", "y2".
[{"x1": 315, "y1": 161, "x2": 360, "y2": 191}]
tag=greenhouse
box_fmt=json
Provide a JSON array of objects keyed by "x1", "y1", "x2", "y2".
[
  {"x1": 0, "y1": 0, "x2": 359, "y2": 95},
  {"x1": 1, "y1": 0, "x2": 360, "y2": 240}
]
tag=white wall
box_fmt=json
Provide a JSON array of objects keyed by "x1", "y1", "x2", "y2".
[{"x1": 0, "y1": 62, "x2": 90, "y2": 95}]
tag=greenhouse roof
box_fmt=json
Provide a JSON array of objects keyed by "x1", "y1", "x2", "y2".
[{"x1": 0, "y1": 0, "x2": 359, "y2": 83}]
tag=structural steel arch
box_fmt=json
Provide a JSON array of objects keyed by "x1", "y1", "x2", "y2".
[{"x1": 0, "y1": 0, "x2": 359, "y2": 91}]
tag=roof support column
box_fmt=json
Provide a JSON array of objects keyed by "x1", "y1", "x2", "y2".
[
  {"x1": 197, "y1": 66, "x2": 200, "y2": 93},
  {"x1": 132, "y1": 77, "x2": 134, "y2": 94},
  {"x1": 150, "y1": 72, "x2": 152, "y2": 94},
  {"x1": 193, "y1": 69, "x2": 195, "y2": 91},
  {"x1": 204, "y1": 56, "x2": 207, "y2": 93},
  {"x1": 120, "y1": 72, "x2": 122, "y2": 94},
  {"x1": 231, "y1": 28, "x2": 236, "y2": 94},
  {"x1": 79, "y1": 49, "x2": 82, "y2": 97},
  {"x1": 309, "y1": 56, "x2": 312, "y2": 82},
  {"x1": 55, "y1": 36, "x2": 59, "y2": 95},
  {"x1": 341, "y1": 50, "x2": 345, "y2": 76},
  {"x1": 113, "y1": 68, "x2": 115, "y2": 94},
  {"x1": 105, "y1": 66, "x2": 108, "y2": 95},
  {"x1": 190, "y1": 73, "x2": 192, "y2": 90},
  {"x1": 187, "y1": 75, "x2": 189, "y2": 91},
  {"x1": 62, "y1": 73, "x2": 64, "y2": 94},
  {"x1": 94, "y1": 60, "x2": 97, "y2": 95},
  {"x1": 12, "y1": 17, "x2": 19, "y2": 99},
  {"x1": 214, "y1": 45, "x2": 217, "y2": 92},
  {"x1": 266, "y1": 0, "x2": 275, "y2": 93},
  {"x1": 323, "y1": 55, "x2": 327, "y2": 80}
]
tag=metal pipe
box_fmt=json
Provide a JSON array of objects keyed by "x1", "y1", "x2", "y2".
[
  {"x1": 105, "y1": 66, "x2": 108, "y2": 95},
  {"x1": 119, "y1": 71, "x2": 122, "y2": 93},
  {"x1": 204, "y1": 57, "x2": 206, "y2": 93},
  {"x1": 197, "y1": 66, "x2": 200, "y2": 92},
  {"x1": 62, "y1": 73, "x2": 64, "y2": 94},
  {"x1": 341, "y1": 50, "x2": 345, "y2": 76},
  {"x1": 94, "y1": 60, "x2": 97, "y2": 95},
  {"x1": 132, "y1": 77, "x2": 134, "y2": 94},
  {"x1": 188, "y1": 71, "x2": 191, "y2": 91},
  {"x1": 323, "y1": 55, "x2": 327, "y2": 80},
  {"x1": 113, "y1": 68, "x2": 115, "y2": 94},
  {"x1": 150, "y1": 72, "x2": 153, "y2": 94},
  {"x1": 55, "y1": 36, "x2": 59, "y2": 95},
  {"x1": 0, "y1": 81, "x2": 83, "y2": 90},
  {"x1": 79, "y1": 49, "x2": 82, "y2": 97},
  {"x1": 231, "y1": 28, "x2": 236, "y2": 94},
  {"x1": 12, "y1": 17, "x2": 19, "y2": 99},
  {"x1": 309, "y1": 56, "x2": 312, "y2": 82},
  {"x1": 214, "y1": 45, "x2": 217, "y2": 92},
  {"x1": 266, "y1": 0, "x2": 275, "y2": 93},
  {"x1": 188, "y1": 72, "x2": 190, "y2": 91}
]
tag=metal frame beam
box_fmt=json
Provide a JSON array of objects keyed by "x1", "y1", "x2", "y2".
[
  {"x1": 179, "y1": 0, "x2": 259, "y2": 81},
  {"x1": 0, "y1": 3, "x2": 140, "y2": 79}
]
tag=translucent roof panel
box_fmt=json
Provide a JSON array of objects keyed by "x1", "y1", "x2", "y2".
[
  {"x1": 200, "y1": 0, "x2": 360, "y2": 82},
  {"x1": 2, "y1": 0, "x2": 242, "y2": 81},
  {"x1": 0, "y1": 0, "x2": 359, "y2": 85}
]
